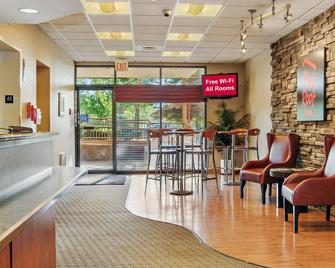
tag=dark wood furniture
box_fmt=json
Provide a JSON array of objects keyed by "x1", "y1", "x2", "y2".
[
  {"x1": 282, "y1": 135, "x2": 335, "y2": 233},
  {"x1": 270, "y1": 168, "x2": 310, "y2": 208},
  {"x1": 0, "y1": 133, "x2": 87, "y2": 267},
  {"x1": 240, "y1": 133, "x2": 300, "y2": 204}
]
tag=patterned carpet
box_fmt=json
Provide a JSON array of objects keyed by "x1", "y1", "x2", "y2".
[{"x1": 55, "y1": 180, "x2": 261, "y2": 268}]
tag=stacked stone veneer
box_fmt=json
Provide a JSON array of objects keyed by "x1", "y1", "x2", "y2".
[{"x1": 271, "y1": 5, "x2": 335, "y2": 168}]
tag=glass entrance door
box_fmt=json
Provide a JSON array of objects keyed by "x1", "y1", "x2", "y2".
[{"x1": 78, "y1": 88, "x2": 113, "y2": 170}]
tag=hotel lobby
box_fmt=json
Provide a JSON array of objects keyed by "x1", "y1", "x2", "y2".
[{"x1": 0, "y1": 0, "x2": 335, "y2": 267}]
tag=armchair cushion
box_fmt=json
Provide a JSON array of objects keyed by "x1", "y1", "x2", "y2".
[
  {"x1": 284, "y1": 177, "x2": 335, "y2": 206},
  {"x1": 269, "y1": 136, "x2": 290, "y2": 163},
  {"x1": 239, "y1": 168, "x2": 263, "y2": 183},
  {"x1": 324, "y1": 143, "x2": 335, "y2": 177},
  {"x1": 240, "y1": 133, "x2": 299, "y2": 185}
]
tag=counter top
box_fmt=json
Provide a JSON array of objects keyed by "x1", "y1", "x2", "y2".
[
  {"x1": 0, "y1": 132, "x2": 58, "y2": 149},
  {"x1": 0, "y1": 167, "x2": 87, "y2": 249}
]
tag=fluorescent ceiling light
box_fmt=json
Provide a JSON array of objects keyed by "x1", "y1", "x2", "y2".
[
  {"x1": 106, "y1": 51, "x2": 135, "y2": 57},
  {"x1": 97, "y1": 32, "x2": 133, "y2": 40},
  {"x1": 167, "y1": 33, "x2": 203, "y2": 41},
  {"x1": 175, "y1": 4, "x2": 221, "y2": 17},
  {"x1": 18, "y1": 8, "x2": 40, "y2": 14},
  {"x1": 162, "y1": 51, "x2": 192, "y2": 57},
  {"x1": 84, "y1": 2, "x2": 128, "y2": 15}
]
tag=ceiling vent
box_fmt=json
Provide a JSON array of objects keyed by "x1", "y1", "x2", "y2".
[{"x1": 135, "y1": 46, "x2": 163, "y2": 52}]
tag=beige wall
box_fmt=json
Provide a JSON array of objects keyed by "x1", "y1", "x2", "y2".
[
  {"x1": 245, "y1": 49, "x2": 272, "y2": 158},
  {"x1": 0, "y1": 24, "x2": 75, "y2": 166},
  {"x1": 0, "y1": 51, "x2": 20, "y2": 127}
]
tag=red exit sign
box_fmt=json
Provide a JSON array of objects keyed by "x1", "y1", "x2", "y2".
[
  {"x1": 116, "y1": 60, "x2": 128, "y2": 72},
  {"x1": 202, "y1": 73, "x2": 238, "y2": 98}
]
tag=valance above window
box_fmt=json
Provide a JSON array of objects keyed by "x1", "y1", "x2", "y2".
[{"x1": 114, "y1": 85, "x2": 203, "y2": 103}]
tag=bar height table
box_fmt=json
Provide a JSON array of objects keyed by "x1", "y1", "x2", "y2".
[
  {"x1": 218, "y1": 129, "x2": 247, "y2": 186},
  {"x1": 164, "y1": 130, "x2": 199, "y2": 196}
]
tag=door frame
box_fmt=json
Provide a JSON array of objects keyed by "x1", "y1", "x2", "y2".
[
  {"x1": 74, "y1": 65, "x2": 207, "y2": 173},
  {"x1": 75, "y1": 84, "x2": 115, "y2": 172}
]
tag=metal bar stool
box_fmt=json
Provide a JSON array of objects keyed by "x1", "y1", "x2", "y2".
[
  {"x1": 145, "y1": 129, "x2": 177, "y2": 194},
  {"x1": 185, "y1": 129, "x2": 219, "y2": 195}
]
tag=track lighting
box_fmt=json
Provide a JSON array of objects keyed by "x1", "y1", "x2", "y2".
[
  {"x1": 248, "y1": 9, "x2": 256, "y2": 25},
  {"x1": 272, "y1": 0, "x2": 275, "y2": 15},
  {"x1": 284, "y1": 4, "x2": 292, "y2": 22},
  {"x1": 257, "y1": 14, "x2": 264, "y2": 29},
  {"x1": 241, "y1": 47, "x2": 246, "y2": 54},
  {"x1": 240, "y1": 20, "x2": 247, "y2": 39}
]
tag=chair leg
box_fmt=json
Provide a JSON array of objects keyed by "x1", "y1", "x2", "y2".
[
  {"x1": 145, "y1": 154, "x2": 151, "y2": 194},
  {"x1": 261, "y1": 184, "x2": 267, "y2": 205},
  {"x1": 326, "y1": 205, "x2": 331, "y2": 221},
  {"x1": 212, "y1": 152, "x2": 219, "y2": 195},
  {"x1": 284, "y1": 198, "x2": 289, "y2": 222},
  {"x1": 268, "y1": 183, "x2": 272, "y2": 196},
  {"x1": 240, "y1": 179, "x2": 246, "y2": 199},
  {"x1": 293, "y1": 206, "x2": 300, "y2": 233}
]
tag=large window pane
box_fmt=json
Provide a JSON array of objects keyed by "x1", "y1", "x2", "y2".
[
  {"x1": 77, "y1": 67, "x2": 114, "y2": 85},
  {"x1": 79, "y1": 89, "x2": 113, "y2": 170},
  {"x1": 116, "y1": 102, "x2": 160, "y2": 171},
  {"x1": 162, "y1": 67, "x2": 205, "y2": 85},
  {"x1": 116, "y1": 67, "x2": 160, "y2": 85},
  {"x1": 162, "y1": 102, "x2": 205, "y2": 130}
]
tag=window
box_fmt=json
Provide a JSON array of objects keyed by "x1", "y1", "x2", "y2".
[
  {"x1": 162, "y1": 67, "x2": 204, "y2": 85},
  {"x1": 76, "y1": 67, "x2": 114, "y2": 85},
  {"x1": 116, "y1": 67, "x2": 160, "y2": 85}
]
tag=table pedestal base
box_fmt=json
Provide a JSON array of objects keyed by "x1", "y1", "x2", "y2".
[
  {"x1": 222, "y1": 180, "x2": 240, "y2": 186},
  {"x1": 170, "y1": 190, "x2": 193, "y2": 196}
]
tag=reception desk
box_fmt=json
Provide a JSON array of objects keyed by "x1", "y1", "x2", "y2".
[{"x1": 0, "y1": 133, "x2": 86, "y2": 268}]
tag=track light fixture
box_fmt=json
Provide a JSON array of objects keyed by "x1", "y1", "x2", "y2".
[
  {"x1": 257, "y1": 14, "x2": 264, "y2": 29},
  {"x1": 248, "y1": 9, "x2": 256, "y2": 25},
  {"x1": 240, "y1": 20, "x2": 247, "y2": 54},
  {"x1": 272, "y1": 0, "x2": 275, "y2": 15},
  {"x1": 284, "y1": 3, "x2": 292, "y2": 22},
  {"x1": 240, "y1": 20, "x2": 247, "y2": 39}
]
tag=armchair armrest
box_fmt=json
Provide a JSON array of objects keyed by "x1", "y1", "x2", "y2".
[
  {"x1": 284, "y1": 170, "x2": 323, "y2": 185},
  {"x1": 293, "y1": 176, "x2": 335, "y2": 205},
  {"x1": 241, "y1": 155, "x2": 269, "y2": 170},
  {"x1": 261, "y1": 162, "x2": 298, "y2": 184}
]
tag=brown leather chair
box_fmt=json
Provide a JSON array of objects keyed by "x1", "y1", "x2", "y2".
[
  {"x1": 282, "y1": 135, "x2": 335, "y2": 233},
  {"x1": 240, "y1": 133, "x2": 300, "y2": 204}
]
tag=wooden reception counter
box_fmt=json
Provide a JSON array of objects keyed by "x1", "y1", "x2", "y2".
[{"x1": 0, "y1": 133, "x2": 87, "y2": 268}]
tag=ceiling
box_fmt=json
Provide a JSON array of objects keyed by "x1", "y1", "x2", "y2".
[{"x1": 1, "y1": 0, "x2": 334, "y2": 63}]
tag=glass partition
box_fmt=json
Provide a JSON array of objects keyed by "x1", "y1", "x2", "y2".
[
  {"x1": 162, "y1": 67, "x2": 204, "y2": 85},
  {"x1": 77, "y1": 67, "x2": 115, "y2": 85},
  {"x1": 116, "y1": 67, "x2": 160, "y2": 85}
]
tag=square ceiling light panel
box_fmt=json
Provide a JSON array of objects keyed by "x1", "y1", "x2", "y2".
[
  {"x1": 97, "y1": 32, "x2": 133, "y2": 40},
  {"x1": 162, "y1": 51, "x2": 192, "y2": 57},
  {"x1": 84, "y1": 2, "x2": 129, "y2": 15},
  {"x1": 167, "y1": 33, "x2": 203, "y2": 41},
  {"x1": 175, "y1": 4, "x2": 222, "y2": 17},
  {"x1": 106, "y1": 51, "x2": 135, "y2": 57}
]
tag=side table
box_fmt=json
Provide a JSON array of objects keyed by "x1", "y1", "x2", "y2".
[{"x1": 269, "y1": 168, "x2": 311, "y2": 208}]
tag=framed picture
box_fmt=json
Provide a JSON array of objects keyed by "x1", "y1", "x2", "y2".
[
  {"x1": 297, "y1": 48, "x2": 325, "y2": 121},
  {"x1": 58, "y1": 92, "x2": 65, "y2": 117}
]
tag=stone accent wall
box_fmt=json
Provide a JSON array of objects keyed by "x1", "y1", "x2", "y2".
[{"x1": 271, "y1": 5, "x2": 335, "y2": 168}]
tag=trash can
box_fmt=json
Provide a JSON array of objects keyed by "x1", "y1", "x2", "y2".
[{"x1": 58, "y1": 152, "x2": 67, "y2": 166}]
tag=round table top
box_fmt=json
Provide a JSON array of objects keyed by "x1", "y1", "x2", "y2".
[
  {"x1": 164, "y1": 130, "x2": 200, "y2": 135},
  {"x1": 218, "y1": 129, "x2": 248, "y2": 136},
  {"x1": 269, "y1": 167, "x2": 312, "y2": 178}
]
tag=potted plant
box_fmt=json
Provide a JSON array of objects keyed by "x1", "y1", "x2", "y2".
[{"x1": 209, "y1": 102, "x2": 250, "y2": 173}]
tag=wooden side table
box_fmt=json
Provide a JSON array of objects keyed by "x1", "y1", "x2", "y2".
[{"x1": 269, "y1": 168, "x2": 310, "y2": 208}]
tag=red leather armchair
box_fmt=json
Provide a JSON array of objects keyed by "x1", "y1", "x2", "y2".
[
  {"x1": 282, "y1": 135, "x2": 335, "y2": 233},
  {"x1": 240, "y1": 133, "x2": 300, "y2": 204}
]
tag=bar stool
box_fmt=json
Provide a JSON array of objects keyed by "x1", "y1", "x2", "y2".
[
  {"x1": 145, "y1": 129, "x2": 177, "y2": 194},
  {"x1": 234, "y1": 128, "x2": 260, "y2": 163},
  {"x1": 185, "y1": 129, "x2": 219, "y2": 195}
]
